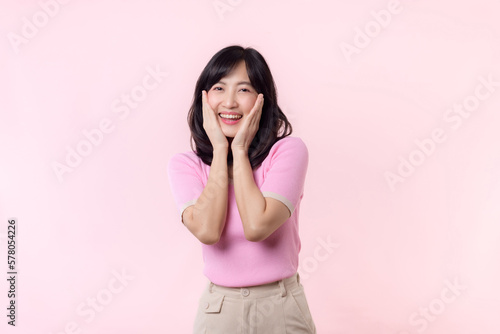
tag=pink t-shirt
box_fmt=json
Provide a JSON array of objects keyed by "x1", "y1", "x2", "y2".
[{"x1": 167, "y1": 136, "x2": 309, "y2": 287}]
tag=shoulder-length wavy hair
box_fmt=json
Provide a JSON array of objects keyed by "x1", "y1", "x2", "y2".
[{"x1": 187, "y1": 45, "x2": 293, "y2": 169}]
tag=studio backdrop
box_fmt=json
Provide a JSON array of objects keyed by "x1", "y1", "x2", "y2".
[{"x1": 1, "y1": 0, "x2": 500, "y2": 333}]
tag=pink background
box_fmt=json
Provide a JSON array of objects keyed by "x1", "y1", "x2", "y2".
[{"x1": 1, "y1": 0, "x2": 500, "y2": 333}]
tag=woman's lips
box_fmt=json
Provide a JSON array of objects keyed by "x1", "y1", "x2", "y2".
[{"x1": 219, "y1": 113, "x2": 242, "y2": 125}]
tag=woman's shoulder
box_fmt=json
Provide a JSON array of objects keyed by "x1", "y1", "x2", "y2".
[
  {"x1": 270, "y1": 135, "x2": 308, "y2": 153},
  {"x1": 168, "y1": 150, "x2": 204, "y2": 170},
  {"x1": 261, "y1": 136, "x2": 308, "y2": 166}
]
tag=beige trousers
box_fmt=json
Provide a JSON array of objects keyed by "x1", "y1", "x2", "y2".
[{"x1": 193, "y1": 272, "x2": 317, "y2": 334}]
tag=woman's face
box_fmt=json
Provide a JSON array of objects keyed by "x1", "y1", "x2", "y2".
[{"x1": 207, "y1": 60, "x2": 259, "y2": 139}]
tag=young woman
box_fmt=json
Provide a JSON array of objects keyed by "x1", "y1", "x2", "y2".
[{"x1": 167, "y1": 45, "x2": 317, "y2": 333}]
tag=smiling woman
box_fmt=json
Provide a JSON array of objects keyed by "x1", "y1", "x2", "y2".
[
  {"x1": 186, "y1": 45, "x2": 292, "y2": 169},
  {"x1": 167, "y1": 45, "x2": 317, "y2": 333},
  {"x1": 207, "y1": 61, "x2": 256, "y2": 139}
]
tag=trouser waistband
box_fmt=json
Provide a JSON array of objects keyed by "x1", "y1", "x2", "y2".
[{"x1": 208, "y1": 272, "x2": 301, "y2": 299}]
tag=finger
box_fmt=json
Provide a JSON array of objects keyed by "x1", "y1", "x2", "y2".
[
  {"x1": 201, "y1": 90, "x2": 206, "y2": 110},
  {"x1": 256, "y1": 101, "x2": 263, "y2": 123},
  {"x1": 202, "y1": 91, "x2": 216, "y2": 115},
  {"x1": 255, "y1": 94, "x2": 263, "y2": 109},
  {"x1": 201, "y1": 90, "x2": 207, "y2": 109},
  {"x1": 250, "y1": 94, "x2": 264, "y2": 122},
  {"x1": 249, "y1": 94, "x2": 262, "y2": 116},
  {"x1": 202, "y1": 90, "x2": 215, "y2": 118},
  {"x1": 202, "y1": 90, "x2": 211, "y2": 109},
  {"x1": 257, "y1": 94, "x2": 264, "y2": 114},
  {"x1": 253, "y1": 95, "x2": 264, "y2": 126},
  {"x1": 202, "y1": 91, "x2": 217, "y2": 128},
  {"x1": 201, "y1": 90, "x2": 208, "y2": 120}
]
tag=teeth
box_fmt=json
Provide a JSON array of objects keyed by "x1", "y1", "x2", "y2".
[{"x1": 219, "y1": 114, "x2": 242, "y2": 119}]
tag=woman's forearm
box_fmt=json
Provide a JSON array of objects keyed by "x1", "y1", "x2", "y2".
[
  {"x1": 232, "y1": 148, "x2": 267, "y2": 241},
  {"x1": 189, "y1": 146, "x2": 229, "y2": 244}
]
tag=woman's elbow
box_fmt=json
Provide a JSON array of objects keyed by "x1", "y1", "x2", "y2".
[
  {"x1": 196, "y1": 229, "x2": 221, "y2": 245},
  {"x1": 199, "y1": 235, "x2": 220, "y2": 245},
  {"x1": 244, "y1": 224, "x2": 266, "y2": 242}
]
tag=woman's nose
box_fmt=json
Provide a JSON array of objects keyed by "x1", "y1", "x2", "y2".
[{"x1": 222, "y1": 92, "x2": 238, "y2": 108}]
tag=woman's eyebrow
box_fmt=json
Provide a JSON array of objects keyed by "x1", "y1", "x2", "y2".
[{"x1": 217, "y1": 80, "x2": 253, "y2": 86}]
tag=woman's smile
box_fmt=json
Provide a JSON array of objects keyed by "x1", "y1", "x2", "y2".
[{"x1": 219, "y1": 112, "x2": 243, "y2": 124}]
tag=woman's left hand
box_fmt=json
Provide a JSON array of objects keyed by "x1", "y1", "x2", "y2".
[{"x1": 231, "y1": 93, "x2": 264, "y2": 153}]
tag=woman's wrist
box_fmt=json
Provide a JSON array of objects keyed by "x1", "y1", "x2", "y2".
[
  {"x1": 231, "y1": 146, "x2": 248, "y2": 157},
  {"x1": 213, "y1": 145, "x2": 229, "y2": 154}
]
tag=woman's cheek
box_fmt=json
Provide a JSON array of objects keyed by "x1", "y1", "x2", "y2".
[
  {"x1": 243, "y1": 99, "x2": 257, "y2": 112},
  {"x1": 208, "y1": 99, "x2": 218, "y2": 111},
  {"x1": 206, "y1": 92, "x2": 217, "y2": 109}
]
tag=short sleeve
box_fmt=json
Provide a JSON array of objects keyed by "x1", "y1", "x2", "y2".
[
  {"x1": 260, "y1": 137, "x2": 309, "y2": 217},
  {"x1": 167, "y1": 153, "x2": 205, "y2": 224}
]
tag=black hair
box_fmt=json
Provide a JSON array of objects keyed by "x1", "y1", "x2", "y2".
[{"x1": 187, "y1": 45, "x2": 293, "y2": 169}]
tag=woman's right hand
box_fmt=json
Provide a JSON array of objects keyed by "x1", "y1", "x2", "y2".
[{"x1": 202, "y1": 90, "x2": 228, "y2": 150}]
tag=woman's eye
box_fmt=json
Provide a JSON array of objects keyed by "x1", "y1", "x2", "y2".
[
  {"x1": 213, "y1": 87, "x2": 222, "y2": 91},
  {"x1": 241, "y1": 88, "x2": 250, "y2": 92}
]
